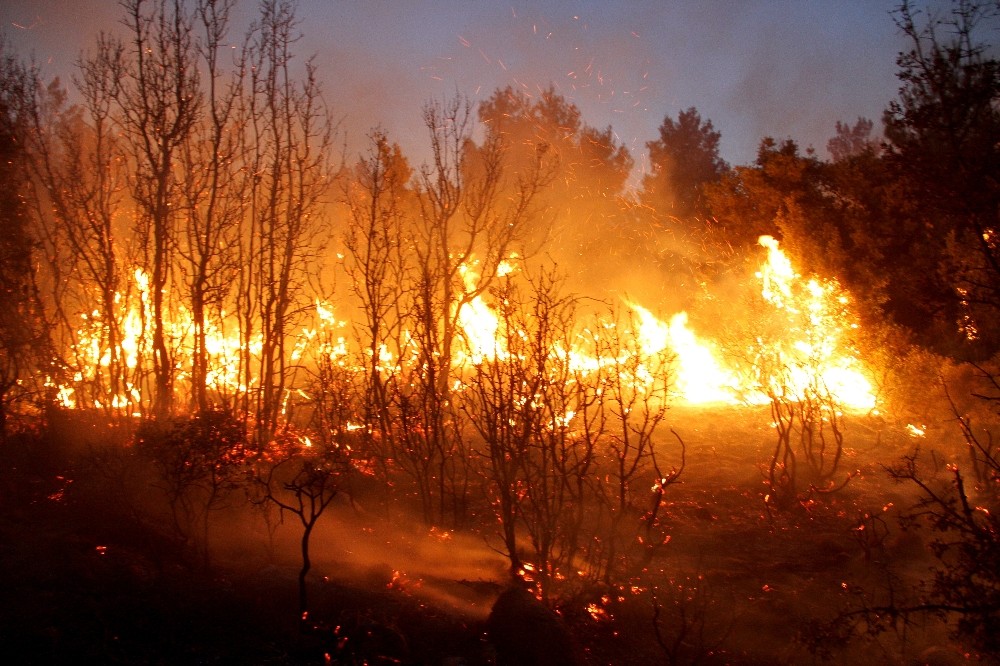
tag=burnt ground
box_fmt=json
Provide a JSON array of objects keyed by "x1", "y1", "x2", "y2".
[{"x1": 0, "y1": 406, "x2": 988, "y2": 664}]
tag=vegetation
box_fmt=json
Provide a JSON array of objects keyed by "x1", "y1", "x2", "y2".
[{"x1": 1, "y1": 0, "x2": 999, "y2": 663}]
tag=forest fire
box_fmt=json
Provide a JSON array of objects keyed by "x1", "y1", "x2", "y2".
[
  {"x1": 6, "y1": 1, "x2": 1000, "y2": 663},
  {"x1": 54, "y1": 234, "x2": 875, "y2": 415},
  {"x1": 450, "y1": 234, "x2": 875, "y2": 412}
]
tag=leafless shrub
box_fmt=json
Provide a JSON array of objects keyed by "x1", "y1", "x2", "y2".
[{"x1": 134, "y1": 408, "x2": 248, "y2": 567}]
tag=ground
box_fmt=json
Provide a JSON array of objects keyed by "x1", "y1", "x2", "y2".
[{"x1": 0, "y1": 405, "x2": 987, "y2": 664}]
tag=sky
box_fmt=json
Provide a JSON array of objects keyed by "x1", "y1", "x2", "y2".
[{"x1": 0, "y1": 0, "x2": 910, "y2": 174}]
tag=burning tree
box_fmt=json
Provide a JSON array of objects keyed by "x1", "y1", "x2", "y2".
[
  {"x1": 114, "y1": 0, "x2": 202, "y2": 419},
  {"x1": 25, "y1": 45, "x2": 141, "y2": 417},
  {"x1": 238, "y1": 0, "x2": 336, "y2": 447},
  {"x1": 18, "y1": 0, "x2": 338, "y2": 437},
  {"x1": 341, "y1": 130, "x2": 413, "y2": 502},
  {"x1": 345, "y1": 94, "x2": 552, "y2": 528},
  {"x1": 177, "y1": 0, "x2": 247, "y2": 414}
]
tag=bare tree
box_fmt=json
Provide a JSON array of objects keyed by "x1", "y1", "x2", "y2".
[
  {"x1": 587, "y1": 305, "x2": 682, "y2": 584},
  {"x1": 26, "y1": 0, "x2": 335, "y2": 425},
  {"x1": 111, "y1": 0, "x2": 203, "y2": 418},
  {"x1": 760, "y1": 357, "x2": 853, "y2": 510},
  {"x1": 462, "y1": 267, "x2": 604, "y2": 600},
  {"x1": 23, "y1": 50, "x2": 146, "y2": 417},
  {"x1": 461, "y1": 268, "x2": 577, "y2": 577},
  {"x1": 238, "y1": 0, "x2": 336, "y2": 446},
  {"x1": 26, "y1": 1, "x2": 250, "y2": 419},
  {"x1": 513, "y1": 270, "x2": 593, "y2": 599},
  {"x1": 176, "y1": 0, "x2": 246, "y2": 413},
  {"x1": 389, "y1": 95, "x2": 550, "y2": 527},
  {"x1": 252, "y1": 437, "x2": 353, "y2": 624},
  {"x1": 341, "y1": 130, "x2": 413, "y2": 497}
]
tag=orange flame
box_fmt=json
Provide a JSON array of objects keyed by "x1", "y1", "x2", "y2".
[
  {"x1": 630, "y1": 305, "x2": 742, "y2": 404},
  {"x1": 754, "y1": 235, "x2": 875, "y2": 410},
  {"x1": 53, "y1": 237, "x2": 875, "y2": 419}
]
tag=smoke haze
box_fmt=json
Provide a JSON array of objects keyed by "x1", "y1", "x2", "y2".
[{"x1": 1, "y1": 0, "x2": 906, "y2": 171}]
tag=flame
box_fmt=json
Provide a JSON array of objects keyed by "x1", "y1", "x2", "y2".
[
  {"x1": 62, "y1": 272, "x2": 346, "y2": 414},
  {"x1": 754, "y1": 236, "x2": 875, "y2": 410},
  {"x1": 449, "y1": 241, "x2": 875, "y2": 411},
  {"x1": 631, "y1": 305, "x2": 742, "y2": 404},
  {"x1": 456, "y1": 263, "x2": 503, "y2": 364},
  {"x1": 51, "y1": 235, "x2": 875, "y2": 421}
]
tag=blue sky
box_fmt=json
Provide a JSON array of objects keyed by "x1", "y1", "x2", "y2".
[{"x1": 1, "y1": 1, "x2": 909, "y2": 172}]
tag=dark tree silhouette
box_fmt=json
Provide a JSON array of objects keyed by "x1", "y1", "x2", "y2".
[
  {"x1": 883, "y1": 0, "x2": 1000, "y2": 357},
  {"x1": 0, "y1": 42, "x2": 47, "y2": 438},
  {"x1": 114, "y1": 0, "x2": 202, "y2": 418},
  {"x1": 253, "y1": 437, "x2": 353, "y2": 623},
  {"x1": 642, "y1": 107, "x2": 727, "y2": 220},
  {"x1": 827, "y1": 117, "x2": 877, "y2": 163}
]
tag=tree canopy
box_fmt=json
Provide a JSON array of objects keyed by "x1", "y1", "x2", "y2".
[{"x1": 642, "y1": 107, "x2": 727, "y2": 220}]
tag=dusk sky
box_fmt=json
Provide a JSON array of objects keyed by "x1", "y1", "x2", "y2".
[{"x1": 1, "y1": 1, "x2": 911, "y2": 176}]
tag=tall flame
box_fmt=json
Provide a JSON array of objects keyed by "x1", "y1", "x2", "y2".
[
  {"x1": 456, "y1": 263, "x2": 503, "y2": 364},
  {"x1": 754, "y1": 235, "x2": 875, "y2": 410}
]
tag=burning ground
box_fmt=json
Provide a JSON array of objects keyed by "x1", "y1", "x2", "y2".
[
  {"x1": 0, "y1": 401, "x2": 986, "y2": 664},
  {"x1": 0, "y1": 229, "x2": 992, "y2": 663}
]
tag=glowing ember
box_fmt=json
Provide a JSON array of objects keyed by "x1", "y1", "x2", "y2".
[{"x1": 586, "y1": 600, "x2": 611, "y2": 622}]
